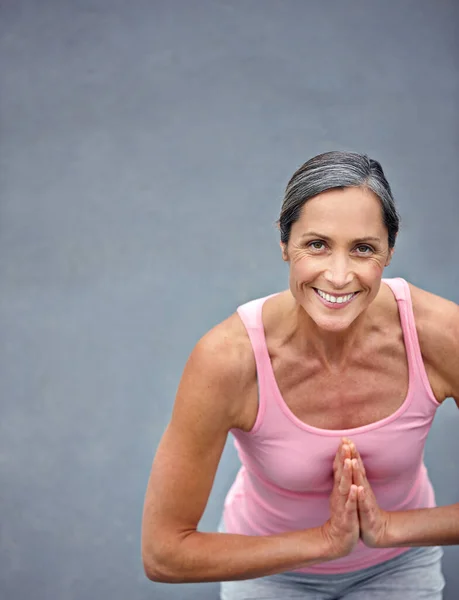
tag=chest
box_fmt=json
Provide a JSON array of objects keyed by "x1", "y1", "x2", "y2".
[{"x1": 271, "y1": 331, "x2": 410, "y2": 430}]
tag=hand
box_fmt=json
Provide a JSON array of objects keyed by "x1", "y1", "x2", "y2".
[
  {"x1": 343, "y1": 438, "x2": 390, "y2": 548},
  {"x1": 321, "y1": 440, "x2": 360, "y2": 560}
]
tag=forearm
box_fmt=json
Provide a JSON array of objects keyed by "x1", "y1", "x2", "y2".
[
  {"x1": 147, "y1": 526, "x2": 331, "y2": 583},
  {"x1": 384, "y1": 503, "x2": 459, "y2": 547}
]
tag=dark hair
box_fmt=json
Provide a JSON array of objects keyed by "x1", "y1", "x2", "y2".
[{"x1": 278, "y1": 151, "x2": 400, "y2": 249}]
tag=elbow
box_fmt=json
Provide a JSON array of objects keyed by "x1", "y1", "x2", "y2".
[
  {"x1": 142, "y1": 527, "x2": 199, "y2": 583},
  {"x1": 142, "y1": 529, "x2": 173, "y2": 582},
  {"x1": 142, "y1": 549, "x2": 178, "y2": 583},
  {"x1": 142, "y1": 542, "x2": 188, "y2": 583},
  {"x1": 144, "y1": 562, "x2": 192, "y2": 584},
  {"x1": 143, "y1": 556, "x2": 173, "y2": 583},
  {"x1": 142, "y1": 554, "x2": 159, "y2": 582},
  {"x1": 144, "y1": 568, "x2": 169, "y2": 584}
]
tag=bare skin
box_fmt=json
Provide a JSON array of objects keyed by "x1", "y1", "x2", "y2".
[
  {"x1": 141, "y1": 186, "x2": 456, "y2": 583},
  {"x1": 237, "y1": 279, "x2": 449, "y2": 434},
  {"x1": 140, "y1": 281, "x2": 451, "y2": 583}
]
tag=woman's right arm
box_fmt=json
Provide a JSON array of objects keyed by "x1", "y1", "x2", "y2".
[{"x1": 141, "y1": 320, "x2": 338, "y2": 584}]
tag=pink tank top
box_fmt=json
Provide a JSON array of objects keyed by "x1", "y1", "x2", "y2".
[{"x1": 222, "y1": 277, "x2": 441, "y2": 574}]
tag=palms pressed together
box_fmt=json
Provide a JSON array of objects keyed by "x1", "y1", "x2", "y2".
[{"x1": 341, "y1": 438, "x2": 390, "y2": 548}]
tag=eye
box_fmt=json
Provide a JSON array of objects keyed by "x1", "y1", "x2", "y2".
[
  {"x1": 309, "y1": 241, "x2": 326, "y2": 250},
  {"x1": 307, "y1": 241, "x2": 374, "y2": 254},
  {"x1": 356, "y1": 245, "x2": 373, "y2": 254}
]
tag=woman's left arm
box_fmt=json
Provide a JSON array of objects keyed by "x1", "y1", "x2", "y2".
[
  {"x1": 347, "y1": 295, "x2": 459, "y2": 548},
  {"x1": 382, "y1": 505, "x2": 459, "y2": 547},
  {"x1": 348, "y1": 443, "x2": 459, "y2": 548}
]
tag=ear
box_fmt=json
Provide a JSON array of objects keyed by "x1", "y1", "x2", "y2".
[
  {"x1": 385, "y1": 247, "x2": 395, "y2": 267},
  {"x1": 280, "y1": 242, "x2": 289, "y2": 262}
]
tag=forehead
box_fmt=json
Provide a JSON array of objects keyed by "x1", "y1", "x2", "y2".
[{"x1": 292, "y1": 187, "x2": 385, "y2": 234}]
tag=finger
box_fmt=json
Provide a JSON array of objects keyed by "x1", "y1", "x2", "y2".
[
  {"x1": 334, "y1": 439, "x2": 346, "y2": 463},
  {"x1": 338, "y1": 444, "x2": 352, "y2": 483},
  {"x1": 357, "y1": 486, "x2": 367, "y2": 512},
  {"x1": 352, "y1": 458, "x2": 364, "y2": 486},
  {"x1": 333, "y1": 440, "x2": 345, "y2": 470},
  {"x1": 339, "y1": 458, "x2": 352, "y2": 494},
  {"x1": 337, "y1": 439, "x2": 349, "y2": 457},
  {"x1": 333, "y1": 441, "x2": 349, "y2": 480},
  {"x1": 353, "y1": 448, "x2": 367, "y2": 479},
  {"x1": 343, "y1": 438, "x2": 355, "y2": 456},
  {"x1": 345, "y1": 484, "x2": 358, "y2": 515},
  {"x1": 349, "y1": 442, "x2": 367, "y2": 478},
  {"x1": 333, "y1": 446, "x2": 342, "y2": 480},
  {"x1": 348, "y1": 441, "x2": 359, "y2": 463},
  {"x1": 339, "y1": 457, "x2": 351, "y2": 491},
  {"x1": 358, "y1": 454, "x2": 366, "y2": 478},
  {"x1": 341, "y1": 444, "x2": 351, "y2": 467}
]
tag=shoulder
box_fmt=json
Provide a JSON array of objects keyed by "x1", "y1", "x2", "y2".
[
  {"x1": 197, "y1": 311, "x2": 255, "y2": 374},
  {"x1": 189, "y1": 311, "x2": 257, "y2": 427},
  {"x1": 406, "y1": 280, "x2": 459, "y2": 404},
  {"x1": 406, "y1": 279, "x2": 459, "y2": 341}
]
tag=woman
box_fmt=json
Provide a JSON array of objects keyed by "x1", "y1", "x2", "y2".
[{"x1": 141, "y1": 151, "x2": 459, "y2": 599}]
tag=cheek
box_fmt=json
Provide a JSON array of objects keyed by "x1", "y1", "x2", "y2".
[
  {"x1": 290, "y1": 254, "x2": 385, "y2": 281},
  {"x1": 289, "y1": 262, "x2": 314, "y2": 286},
  {"x1": 290, "y1": 254, "x2": 313, "y2": 273},
  {"x1": 366, "y1": 258, "x2": 386, "y2": 278}
]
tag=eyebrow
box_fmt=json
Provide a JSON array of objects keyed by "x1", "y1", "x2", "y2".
[{"x1": 299, "y1": 231, "x2": 381, "y2": 244}]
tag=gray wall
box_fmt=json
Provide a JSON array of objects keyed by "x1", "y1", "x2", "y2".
[{"x1": 1, "y1": 1, "x2": 458, "y2": 598}]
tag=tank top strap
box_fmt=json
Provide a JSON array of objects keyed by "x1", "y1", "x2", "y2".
[
  {"x1": 384, "y1": 277, "x2": 420, "y2": 359},
  {"x1": 236, "y1": 297, "x2": 263, "y2": 341},
  {"x1": 383, "y1": 277, "x2": 440, "y2": 409},
  {"x1": 236, "y1": 294, "x2": 279, "y2": 434},
  {"x1": 236, "y1": 294, "x2": 277, "y2": 364}
]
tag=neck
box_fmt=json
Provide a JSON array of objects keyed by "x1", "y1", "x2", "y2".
[{"x1": 288, "y1": 300, "x2": 370, "y2": 372}]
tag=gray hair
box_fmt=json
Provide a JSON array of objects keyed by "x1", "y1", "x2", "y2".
[{"x1": 278, "y1": 151, "x2": 400, "y2": 249}]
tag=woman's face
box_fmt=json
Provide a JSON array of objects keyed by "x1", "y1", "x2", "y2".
[{"x1": 281, "y1": 186, "x2": 394, "y2": 332}]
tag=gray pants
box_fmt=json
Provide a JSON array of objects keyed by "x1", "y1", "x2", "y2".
[{"x1": 218, "y1": 519, "x2": 445, "y2": 599}]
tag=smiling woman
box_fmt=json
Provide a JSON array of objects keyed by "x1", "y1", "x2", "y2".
[
  {"x1": 277, "y1": 153, "x2": 399, "y2": 341},
  {"x1": 278, "y1": 184, "x2": 395, "y2": 341},
  {"x1": 141, "y1": 151, "x2": 457, "y2": 599}
]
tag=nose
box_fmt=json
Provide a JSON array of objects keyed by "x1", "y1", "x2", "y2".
[{"x1": 323, "y1": 253, "x2": 354, "y2": 289}]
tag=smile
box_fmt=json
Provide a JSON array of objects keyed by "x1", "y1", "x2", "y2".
[{"x1": 313, "y1": 288, "x2": 359, "y2": 307}]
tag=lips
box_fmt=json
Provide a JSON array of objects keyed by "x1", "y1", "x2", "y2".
[{"x1": 313, "y1": 287, "x2": 359, "y2": 308}]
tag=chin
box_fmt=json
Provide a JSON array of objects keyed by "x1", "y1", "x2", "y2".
[{"x1": 318, "y1": 319, "x2": 356, "y2": 332}]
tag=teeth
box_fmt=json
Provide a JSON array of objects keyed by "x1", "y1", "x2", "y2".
[{"x1": 317, "y1": 289, "x2": 355, "y2": 303}]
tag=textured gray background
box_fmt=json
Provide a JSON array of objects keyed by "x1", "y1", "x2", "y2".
[{"x1": 1, "y1": 1, "x2": 458, "y2": 598}]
